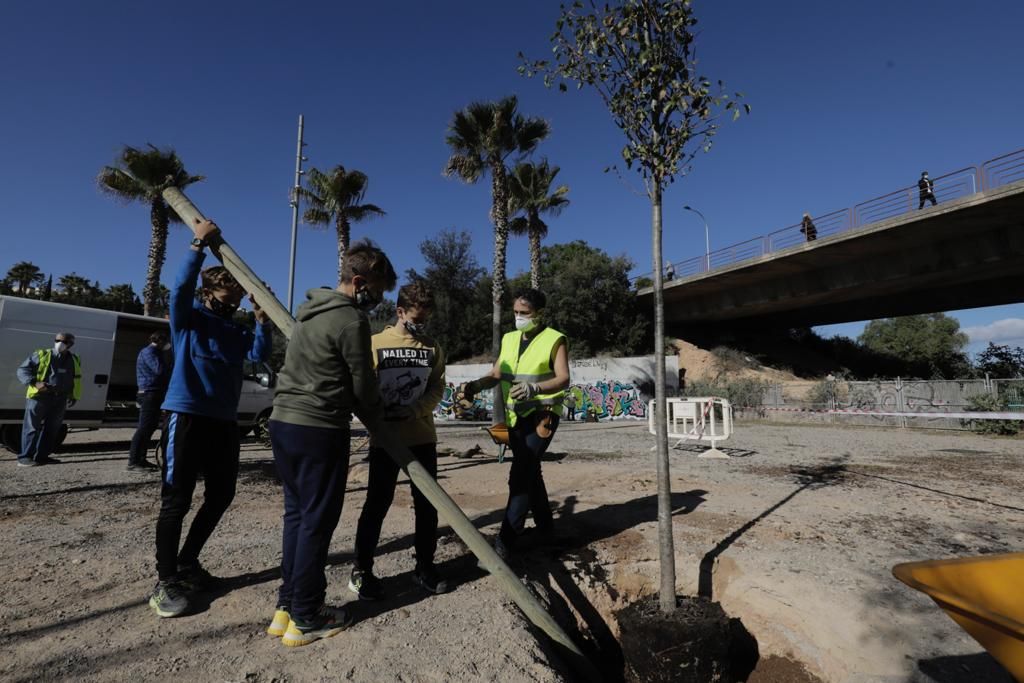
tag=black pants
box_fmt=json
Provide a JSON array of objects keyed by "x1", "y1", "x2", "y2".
[
  {"x1": 270, "y1": 419, "x2": 350, "y2": 622},
  {"x1": 129, "y1": 390, "x2": 164, "y2": 464},
  {"x1": 919, "y1": 193, "x2": 937, "y2": 209},
  {"x1": 499, "y1": 411, "x2": 558, "y2": 551},
  {"x1": 155, "y1": 412, "x2": 240, "y2": 581},
  {"x1": 354, "y1": 443, "x2": 439, "y2": 573}
]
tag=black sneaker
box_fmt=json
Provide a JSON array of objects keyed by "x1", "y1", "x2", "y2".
[
  {"x1": 149, "y1": 580, "x2": 189, "y2": 618},
  {"x1": 413, "y1": 566, "x2": 450, "y2": 594},
  {"x1": 176, "y1": 563, "x2": 221, "y2": 592},
  {"x1": 282, "y1": 605, "x2": 352, "y2": 647},
  {"x1": 37, "y1": 457, "x2": 61, "y2": 465},
  {"x1": 348, "y1": 569, "x2": 385, "y2": 600},
  {"x1": 127, "y1": 460, "x2": 160, "y2": 472}
]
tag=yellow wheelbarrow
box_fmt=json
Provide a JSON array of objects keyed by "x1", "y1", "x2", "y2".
[{"x1": 893, "y1": 552, "x2": 1024, "y2": 680}]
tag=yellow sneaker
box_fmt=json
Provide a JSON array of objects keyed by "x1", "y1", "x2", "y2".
[
  {"x1": 267, "y1": 607, "x2": 290, "y2": 637},
  {"x1": 281, "y1": 606, "x2": 351, "y2": 647}
]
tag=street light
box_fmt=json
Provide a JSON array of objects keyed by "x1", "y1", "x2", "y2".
[{"x1": 682, "y1": 205, "x2": 710, "y2": 270}]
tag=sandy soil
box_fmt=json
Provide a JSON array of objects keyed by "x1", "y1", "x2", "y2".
[{"x1": 1, "y1": 419, "x2": 1021, "y2": 682}]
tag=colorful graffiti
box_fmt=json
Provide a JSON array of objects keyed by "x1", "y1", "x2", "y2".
[
  {"x1": 435, "y1": 382, "x2": 494, "y2": 420},
  {"x1": 434, "y1": 379, "x2": 650, "y2": 421},
  {"x1": 566, "y1": 381, "x2": 648, "y2": 420}
]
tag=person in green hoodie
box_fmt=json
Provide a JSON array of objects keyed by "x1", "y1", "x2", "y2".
[
  {"x1": 349, "y1": 281, "x2": 448, "y2": 600},
  {"x1": 265, "y1": 239, "x2": 396, "y2": 647}
]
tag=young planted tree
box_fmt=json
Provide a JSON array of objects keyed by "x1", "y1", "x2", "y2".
[
  {"x1": 299, "y1": 166, "x2": 385, "y2": 287},
  {"x1": 444, "y1": 96, "x2": 550, "y2": 356},
  {"x1": 507, "y1": 159, "x2": 570, "y2": 288},
  {"x1": 98, "y1": 145, "x2": 204, "y2": 316},
  {"x1": 6, "y1": 261, "x2": 45, "y2": 296},
  {"x1": 522, "y1": 0, "x2": 746, "y2": 613}
]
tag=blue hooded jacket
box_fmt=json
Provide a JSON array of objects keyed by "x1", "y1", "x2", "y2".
[{"x1": 161, "y1": 249, "x2": 272, "y2": 421}]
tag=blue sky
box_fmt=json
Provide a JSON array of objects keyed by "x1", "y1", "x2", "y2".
[{"x1": 1, "y1": 0, "x2": 1022, "y2": 354}]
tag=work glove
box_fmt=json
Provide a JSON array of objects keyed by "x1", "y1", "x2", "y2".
[
  {"x1": 459, "y1": 381, "x2": 479, "y2": 402},
  {"x1": 509, "y1": 382, "x2": 541, "y2": 401}
]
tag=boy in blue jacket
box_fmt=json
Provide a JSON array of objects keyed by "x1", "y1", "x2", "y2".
[{"x1": 149, "y1": 218, "x2": 272, "y2": 618}]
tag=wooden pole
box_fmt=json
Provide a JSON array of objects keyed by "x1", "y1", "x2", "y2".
[{"x1": 162, "y1": 187, "x2": 598, "y2": 679}]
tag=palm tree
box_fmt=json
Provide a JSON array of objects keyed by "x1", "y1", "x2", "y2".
[
  {"x1": 98, "y1": 144, "x2": 204, "y2": 316},
  {"x1": 103, "y1": 283, "x2": 142, "y2": 313},
  {"x1": 507, "y1": 160, "x2": 570, "y2": 288},
  {"x1": 7, "y1": 261, "x2": 45, "y2": 296},
  {"x1": 444, "y1": 96, "x2": 549, "y2": 356},
  {"x1": 299, "y1": 166, "x2": 385, "y2": 286}
]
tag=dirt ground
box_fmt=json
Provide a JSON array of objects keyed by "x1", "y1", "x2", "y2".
[{"x1": 1, "y1": 419, "x2": 1021, "y2": 682}]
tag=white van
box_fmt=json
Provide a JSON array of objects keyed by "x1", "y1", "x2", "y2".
[{"x1": 0, "y1": 296, "x2": 275, "y2": 453}]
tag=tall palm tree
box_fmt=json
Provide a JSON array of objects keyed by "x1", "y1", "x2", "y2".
[
  {"x1": 5, "y1": 261, "x2": 44, "y2": 296},
  {"x1": 98, "y1": 144, "x2": 204, "y2": 316},
  {"x1": 507, "y1": 159, "x2": 570, "y2": 288},
  {"x1": 298, "y1": 165, "x2": 385, "y2": 287},
  {"x1": 444, "y1": 95, "x2": 550, "y2": 356}
]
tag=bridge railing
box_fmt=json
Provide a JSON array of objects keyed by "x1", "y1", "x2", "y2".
[
  {"x1": 983, "y1": 148, "x2": 1024, "y2": 188},
  {"x1": 853, "y1": 167, "x2": 979, "y2": 225},
  {"x1": 644, "y1": 147, "x2": 1024, "y2": 285}
]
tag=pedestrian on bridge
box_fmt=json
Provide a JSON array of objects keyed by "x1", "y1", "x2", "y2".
[
  {"x1": 918, "y1": 171, "x2": 937, "y2": 209},
  {"x1": 800, "y1": 213, "x2": 817, "y2": 242},
  {"x1": 664, "y1": 260, "x2": 675, "y2": 280}
]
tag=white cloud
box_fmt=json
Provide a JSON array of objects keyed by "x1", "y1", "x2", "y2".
[{"x1": 963, "y1": 318, "x2": 1024, "y2": 345}]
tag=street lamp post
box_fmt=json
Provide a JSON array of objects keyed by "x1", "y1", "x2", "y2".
[{"x1": 682, "y1": 205, "x2": 710, "y2": 271}]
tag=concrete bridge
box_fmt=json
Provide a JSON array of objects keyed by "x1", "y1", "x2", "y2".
[{"x1": 638, "y1": 149, "x2": 1024, "y2": 333}]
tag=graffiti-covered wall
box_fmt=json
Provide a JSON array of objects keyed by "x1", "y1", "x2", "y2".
[{"x1": 435, "y1": 356, "x2": 678, "y2": 421}]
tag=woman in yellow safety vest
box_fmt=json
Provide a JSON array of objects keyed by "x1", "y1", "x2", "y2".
[{"x1": 460, "y1": 288, "x2": 570, "y2": 561}]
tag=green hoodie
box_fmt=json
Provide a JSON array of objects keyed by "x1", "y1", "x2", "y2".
[{"x1": 271, "y1": 288, "x2": 382, "y2": 429}]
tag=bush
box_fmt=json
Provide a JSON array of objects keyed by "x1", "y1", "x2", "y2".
[
  {"x1": 962, "y1": 393, "x2": 1020, "y2": 435},
  {"x1": 684, "y1": 378, "x2": 769, "y2": 415},
  {"x1": 710, "y1": 346, "x2": 760, "y2": 375}
]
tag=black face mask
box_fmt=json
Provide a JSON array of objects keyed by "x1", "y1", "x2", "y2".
[
  {"x1": 355, "y1": 286, "x2": 380, "y2": 312},
  {"x1": 208, "y1": 297, "x2": 239, "y2": 318},
  {"x1": 403, "y1": 320, "x2": 426, "y2": 336}
]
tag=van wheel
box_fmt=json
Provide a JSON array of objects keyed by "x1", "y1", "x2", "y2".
[{"x1": 1, "y1": 425, "x2": 21, "y2": 454}]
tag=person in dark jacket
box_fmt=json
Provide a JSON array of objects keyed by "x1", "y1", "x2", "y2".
[
  {"x1": 265, "y1": 239, "x2": 396, "y2": 647},
  {"x1": 800, "y1": 213, "x2": 817, "y2": 241},
  {"x1": 15, "y1": 332, "x2": 81, "y2": 466},
  {"x1": 148, "y1": 218, "x2": 272, "y2": 619},
  {"x1": 127, "y1": 332, "x2": 171, "y2": 472},
  {"x1": 918, "y1": 171, "x2": 937, "y2": 209}
]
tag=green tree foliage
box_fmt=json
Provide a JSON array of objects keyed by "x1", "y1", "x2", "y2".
[
  {"x1": 299, "y1": 166, "x2": 385, "y2": 287},
  {"x1": 508, "y1": 241, "x2": 650, "y2": 358},
  {"x1": 522, "y1": 0, "x2": 746, "y2": 613},
  {"x1": 975, "y1": 342, "x2": 1024, "y2": 378},
  {"x1": 6, "y1": 261, "x2": 45, "y2": 296},
  {"x1": 101, "y1": 283, "x2": 144, "y2": 313},
  {"x1": 858, "y1": 314, "x2": 972, "y2": 378},
  {"x1": 55, "y1": 273, "x2": 102, "y2": 307},
  {"x1": 507, "y1": 159, "x2": 570, "y2": 288},
  {"x1": 406, "y1": 230, "x2": 491, "y2": 362},
  {"x1": 444, "y1": 96, "x2": 550, "y2": 356},
  {"x1": 97, "y1": 144, "x2": 204, "y2": 316}
]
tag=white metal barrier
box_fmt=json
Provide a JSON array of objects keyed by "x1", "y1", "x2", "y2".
[{"x1": 648, "y1": 397, "x2": 734, "y2": 458}]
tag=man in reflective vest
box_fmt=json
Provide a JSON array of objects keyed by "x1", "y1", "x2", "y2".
[
  {"x1": 460, "y1": 288, "x2": 570, "y2": 561},
  {"x1": 15, "y1": 331, "x2": 81, "y2": 466}
]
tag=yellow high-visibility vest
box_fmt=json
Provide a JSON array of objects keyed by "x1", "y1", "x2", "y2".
[
  {"x1": 26, "y1": 349, "x2": 82, "y2": 401},
  {"x1": 498, "y1": 326, "x2": 565, "y2": 427}
]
